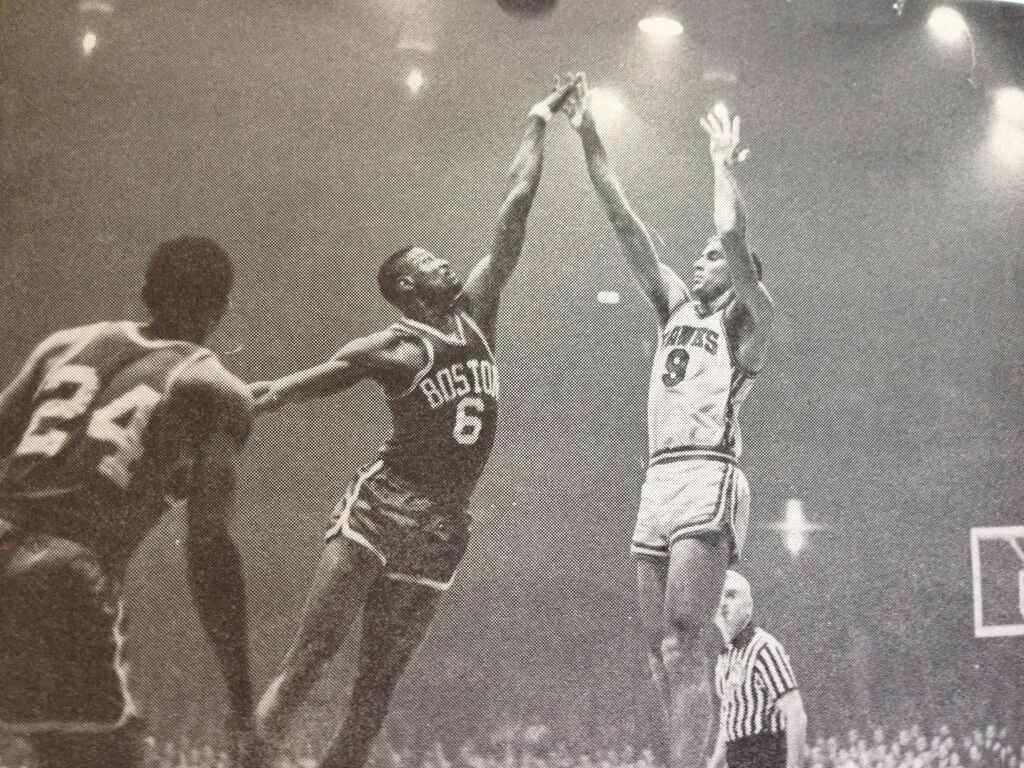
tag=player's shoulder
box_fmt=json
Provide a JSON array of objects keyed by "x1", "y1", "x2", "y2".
[
  {"x1": 30, "y1": 322, "x2": 108, "y2": 363},
  {"x1": 167, "y1": 352, "x2": 253, "y2": 440},
  {"x1": 171, "y1": 352, "x2": 252, "y2": 406},
  {"x1": 335, "y1": 324, "x2": 429, "y2": 369}
]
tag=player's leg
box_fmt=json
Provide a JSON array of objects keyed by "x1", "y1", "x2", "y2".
[
  {"x1": 661, "y1": 535, "x2": 731, "y2": 768},
  {"x1": 1, "y1": 529, "x2": 141, "y2": 768},
  {"x1": 318, "y1": 578, "x2": 443, "y2": 768},
  {"x1": 256, "y1": 534, "x2": 385, "y2": 746},
  {"x1": 636, "y1": 556, "x2": 672, "y2": 722}
]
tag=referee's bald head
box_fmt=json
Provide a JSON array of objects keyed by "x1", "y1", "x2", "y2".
[
  {"x1": 718, "y1": 570, "x2": 754, "y2": 640},
  {"x1": 724, "y1": 570, "x2": 752, "y2": 599}
]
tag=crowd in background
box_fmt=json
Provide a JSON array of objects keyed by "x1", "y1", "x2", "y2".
[{"x1": 0, "y1": 719, "x2": 1020, "y2": 768}]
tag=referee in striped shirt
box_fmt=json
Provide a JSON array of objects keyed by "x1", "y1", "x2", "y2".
[{"x1": 707, "y1": 571, "x2": 807, "y2": 768}]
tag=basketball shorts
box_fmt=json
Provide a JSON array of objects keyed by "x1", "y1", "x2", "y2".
[
  {"x1": 0, "y1": 521, "x2": 136, "y2": 734},
  {"x1": 631, "y1": 456, "x2": 750, "y2": 562},
  {"x1": 325, "y1": 461, "x2": 471, "y2": 591}
]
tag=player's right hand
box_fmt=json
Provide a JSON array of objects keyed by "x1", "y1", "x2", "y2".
[
  {"x1": 559, "y1": 71, "x2": 592, "y2": 131},
  {"x1": 248, "y1": 381, "x2": 283, "y2": 414},
  {"x1": 532, "y1": 72, "x2": 581, "y2": 118}
]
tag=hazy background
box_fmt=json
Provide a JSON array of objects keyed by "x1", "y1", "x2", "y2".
[{"x1": 2, "y1": 0, "x2": 1023, "y2": 752}]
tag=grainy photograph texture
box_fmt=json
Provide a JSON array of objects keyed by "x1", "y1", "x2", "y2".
[{"x1": 1, "y1": 1, "x2": 1023, "y2": 768}]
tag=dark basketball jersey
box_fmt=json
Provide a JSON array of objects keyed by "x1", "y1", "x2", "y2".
[
  {"x1": 378, "y1": 313, "x2": 498, "y2": 505},
  {"x1": 0, "y1": 321, "x2": 249, "y2": 565}
]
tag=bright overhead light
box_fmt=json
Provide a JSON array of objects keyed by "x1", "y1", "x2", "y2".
[
  {"x1": 78, "y1": 0, "x2": 114, "y2": 12},
  {"x1": 638, "y1": 15, "x2": 683, "y2": 39},
  {"x1": 994, "y1": 87, "x2": 1024, "y2": 126},
  {"x1": 589, "y1": 87, "x2": 626, "y2": 126},
  {"x1": 769, "y1": 499, "x2": 823, "y2": 558},
  {"x1": 597, "y1": 291, "x2": 620, "y2": 305},
  {"x1": 990, "y1": 121, "x2": 1024, "y2": 165},
  {"x1": 81, "y1": 31, "x2": 98, "y2": 55},
  {"x1": 405, "y1": 68, "x2": 425, "y2": 95},
  {"x1": 927, "y1": 6, "x2": 969, "y2": 46}
]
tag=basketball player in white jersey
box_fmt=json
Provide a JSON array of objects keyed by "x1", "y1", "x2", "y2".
[{"x1": 564, "y1": 79, "x2": 774, "y2": 768}]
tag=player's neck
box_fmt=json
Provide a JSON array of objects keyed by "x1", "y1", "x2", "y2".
[
  {"x1": 697, "y1": 287, "x2": 734, "y2": 314},
  {"x1": 406, "y1": 303, "x2": 458, "y2": 335},
  {"x1": 140, "y1": 318, "x2": 208, "y2": 345}
]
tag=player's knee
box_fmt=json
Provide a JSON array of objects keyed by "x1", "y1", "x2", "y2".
[
  {"x1": 666, "y1": 603, "x2": 708, "y2": 647},
  {"x1": 659, "y1": 634, "x2": 682, "y2": 670}
]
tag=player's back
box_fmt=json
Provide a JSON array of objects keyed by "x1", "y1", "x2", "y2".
[{"x1": 0, "y1": 321, "x2": 248, "y2": 569}]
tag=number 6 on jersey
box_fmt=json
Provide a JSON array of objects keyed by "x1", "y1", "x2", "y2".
[{"x1": 453, "y1": 396, "x2": 485, "y2": 445}]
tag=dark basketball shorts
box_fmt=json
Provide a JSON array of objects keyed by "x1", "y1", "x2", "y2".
[
  {"x1": 325, "y1": 461, "x2": 472, "y2": 591},
  {"x1": 0, "y1": 520, "x2": 136, "y2": 735},
  {"x1": 727, "y1": 732, "x2": 787, "y2": 768}
]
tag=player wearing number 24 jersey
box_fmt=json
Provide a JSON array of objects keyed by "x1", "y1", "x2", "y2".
[
  {"x1": 565, "y1": 75, "x2": 775, "y2": 768},
  {"x1": 0, "y1": 237, "x2": 260, "y2": 768},
  {"x1": 250, "y1": 78, "x2": 581, "y2": 768}
]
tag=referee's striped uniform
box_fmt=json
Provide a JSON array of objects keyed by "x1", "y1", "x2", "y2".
[{"x1": 715, "y1": 623, "x2": 798, "y2": 768}]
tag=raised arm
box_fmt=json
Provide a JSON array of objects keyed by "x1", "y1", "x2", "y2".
[
  {"x1": 249, "y1": 329, "x2": 428, "y2": 414},
  {"x1": 701, "y1": 106, "x2": 774, "y2": 369},
  {"x1": 565, "y1": 74, "x2": 689, "y2": 326},
  {"x1": 460, "y1": 78, "x2": 580, "y2": 341}
]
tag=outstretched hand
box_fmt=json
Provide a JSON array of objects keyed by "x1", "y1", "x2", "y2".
[
  {"x1": 248, "y1": 381, "x2": 282, "y2": 415},
  {"x1": 559, "y1": 71, "x2": 592, "y2": 131},
  {"x1": 530, "y1": 72, "x2": 582, "y2": 119},
  {"x1": 700, "y1": 103, "x2": 749, "y2": 168}
]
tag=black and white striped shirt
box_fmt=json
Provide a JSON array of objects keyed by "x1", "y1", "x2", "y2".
[{"x1": 715, "y1": 623, "x2": 798, "y2": 743}]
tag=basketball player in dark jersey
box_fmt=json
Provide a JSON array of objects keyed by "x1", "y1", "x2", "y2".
[
  {"x1": 0, "y1": 237, "x2": 260, "y2": 768},
  {"x1": 563, "y1": 78, "x2": 774, "y2": 768},
  {"x1": 250, "y1": 78, "x2": 580, "y2": 768}
]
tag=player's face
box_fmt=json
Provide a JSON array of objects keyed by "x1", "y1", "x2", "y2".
[
  {"x1": 717, "y1": 572, "x2": 752, "y2": 639},
  {"x1": 403, "y1": 247, "x2": 462, "y2": 308},
  {"x1": 691, "y1": 243, "x2": 731, "y2": 302}
]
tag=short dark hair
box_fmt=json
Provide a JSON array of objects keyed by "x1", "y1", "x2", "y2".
[
  {"x1": 142, "y1": 236, "x2": 234, "y2": 320},
  {"x1": 377, "y1": 246, "x2": 417, "y2": 307}
]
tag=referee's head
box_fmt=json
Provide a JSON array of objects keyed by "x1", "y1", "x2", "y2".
[{"x1": 717, "y1": 570, "x2": 753, "y2": 642}]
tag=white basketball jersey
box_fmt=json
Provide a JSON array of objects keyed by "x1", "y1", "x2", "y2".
[{"x1": 647, "y1": 294, "x2": 755, "y2": 462}]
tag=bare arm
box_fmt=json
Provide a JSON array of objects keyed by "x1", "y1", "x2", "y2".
[
  {"x1": 707, "y1": 713, "x2": 727, "y2": 768},
  {"x1": 460, "y1": 78, "x2": 581, "y2": 340},
  {"x1": 776, "y1": 689, "x2": 807, "y2": 768},
  {"x1": 250, "y1": 329, "x2": 428, "y2": 413},
  {"x1": 565, "y1": 74, "x2": 688, "y2": 326},
  {"x1": 701, "y1": 106, "x2": 774, "y2": 370},
  {"x1": 184, "y1": 428, "x2": 254, "y2": 722}
]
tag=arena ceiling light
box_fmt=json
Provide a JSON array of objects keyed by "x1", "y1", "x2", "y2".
[
  {"x1": 927, "y1": 5, "x2": 970, "y2": 45},
  {"x1": 81, "y1": 31, "x2": 98, "y2": 55},
  {"x1": 638, "y1": 15, "x2": 683, "y2": 39},
  {"x1": 405, "y1": 68, "x2": 425, "y2": 95},
  {"x1": 993, "y1": 87, "x2": 1024, "y2": 125},
  {"x1": 588, "y1": 87, "x2": 626, "y2": 127}
]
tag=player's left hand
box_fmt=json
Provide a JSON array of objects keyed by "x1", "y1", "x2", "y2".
[
  {"x1": 559, "y1": 72, "x2": 592, "y2": 132},
  {"x1": 700, "y1": 103, "x2": 749, "y2": 168}
]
